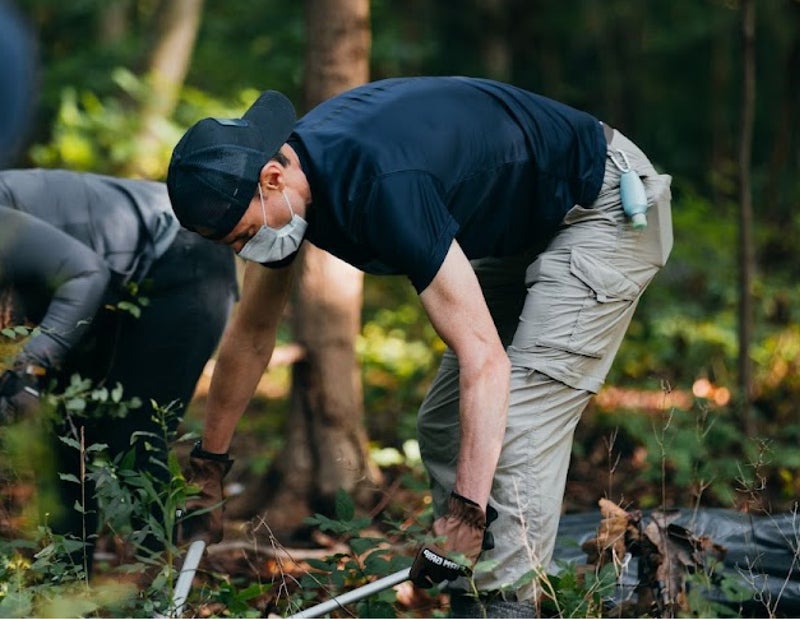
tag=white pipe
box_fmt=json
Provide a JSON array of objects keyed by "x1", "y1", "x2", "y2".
[
  {"x1": 289, "y1": 567, "x2": 411, "y2": 618},
  {"x1": 170, "y1": 539, "x2": 206, "y2": 618}
]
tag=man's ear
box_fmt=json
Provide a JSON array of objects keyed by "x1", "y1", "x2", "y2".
[{"x1": 259, "y1": 161, "x2": 283, "y2": 191}]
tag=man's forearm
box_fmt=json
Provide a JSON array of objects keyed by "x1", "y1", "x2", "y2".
[
  {"x1": 453, "y1": 356, "x2": 510, "y2": 508},
  {"x1": 200, "y1": 263, "x2": 294, "y2": 455},
  {"x1": 200, "y1": 331, "x2": 275, "y2": 454}
]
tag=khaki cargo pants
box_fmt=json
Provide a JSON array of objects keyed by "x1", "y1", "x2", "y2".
[{"x1": 417, "y1": 128, "x2": 673, "y2": 601}]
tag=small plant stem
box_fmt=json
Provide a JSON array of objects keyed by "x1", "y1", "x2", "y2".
[{"x1": 80, "y1": 425, "x2": 89, "y2": 583}]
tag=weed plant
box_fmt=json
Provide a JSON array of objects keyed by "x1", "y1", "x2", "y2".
[{"x1": 0, "y1": 373, "x2": 198, "y2": 617}]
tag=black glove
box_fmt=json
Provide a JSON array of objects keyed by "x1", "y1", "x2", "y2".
[
  {"x1": 483, "y1": 504, "x2": 499, "y2": 550},
  {"x1": 0, "y1": 365, "x2": 45, "y2": 423},
  {"x1": 410, "y1": 492, "x2": 492, "y2": 588},
  {"x1": 178, "y1": 441, "x2": 234, "y2": 544},
  {"x1": 410, "y1": 545, "x2": 470, "y2": 587}
]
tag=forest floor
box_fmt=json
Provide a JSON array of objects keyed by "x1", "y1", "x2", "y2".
[
  {"x1": 166, "y1": 375, "x2": 796, "y2": 618},
  {"x1": 1, "y1": 371, "x2": 795, "y2": 618}
]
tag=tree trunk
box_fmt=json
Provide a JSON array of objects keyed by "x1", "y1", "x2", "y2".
[
  {"x1": 737, "y1": 0, "x2": 756, "y2": 435},
  {"x1": 122, "y1": 0, "x2": 204, "y2": 178},
  {"x1": 764, "y1": 0, "x2": 800, "y2": 217},
  {"x1": 709, "y1": 9, "x2": 734, "y2": 207},
  {"x1": 232, "y1": 0, "x2": 380, "y2": 539}
]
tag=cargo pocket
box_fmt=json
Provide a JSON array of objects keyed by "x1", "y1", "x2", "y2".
[
  {"x1": 509, "y1": 245, "x2": 646, "y2": 391},
  {"x1": 563, "y1": 246, "x2": 640, "y2": 359}
]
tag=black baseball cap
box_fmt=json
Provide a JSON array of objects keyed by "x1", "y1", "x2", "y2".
[{"x1": 167, "y1": 90, "x2": 296, "y2": 239}]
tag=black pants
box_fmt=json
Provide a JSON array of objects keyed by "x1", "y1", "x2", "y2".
[{"x1": 50, "y1": 230, "x2": 237, "y2": 558}]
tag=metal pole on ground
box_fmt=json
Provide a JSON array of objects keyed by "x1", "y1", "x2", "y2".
[
  {"x1": 289, "y1": 567, "x2": 411, "y2": 618},
  {"x1": 169, "y1": 539, "x2": 206, "y2": 618}
]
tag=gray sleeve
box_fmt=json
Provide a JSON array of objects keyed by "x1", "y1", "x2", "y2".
[{"x1": 0, "y1": 207, "x2": 111, "y2": 369}]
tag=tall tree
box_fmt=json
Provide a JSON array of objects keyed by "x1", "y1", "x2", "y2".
[
  {"x1": 122, "y1": 0, "x2": 204, "y2": 178},
  {"x1": 764, "y1": 0, "x2": 800, "y2": 219},
  {"x1": 737, "y1": 0, "x2": 756, "y2": 434},
  {"x1": 233, "y1": 0, "x2": 381, "y2": 538}
]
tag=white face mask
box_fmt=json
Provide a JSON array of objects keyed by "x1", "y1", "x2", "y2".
[{"x1": 238, "y1": 185, "x2": 308, "y2": 263}]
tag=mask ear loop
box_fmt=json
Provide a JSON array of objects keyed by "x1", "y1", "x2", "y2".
[
  {"x1": 281, "y1": 190, "x2": 296, "y2": 218},
  {"x1": 257, "y1": 183, "x2": 268, "y2": 225}
]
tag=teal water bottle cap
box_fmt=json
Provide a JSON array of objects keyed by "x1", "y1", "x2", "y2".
[{"x1": 631, "y1": 212, "x2": 647, "y2": 229}]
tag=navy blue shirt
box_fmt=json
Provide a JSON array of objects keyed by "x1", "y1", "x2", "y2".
[{"x1": 290, "y1": 77, "x2": 607, "y2": 292}]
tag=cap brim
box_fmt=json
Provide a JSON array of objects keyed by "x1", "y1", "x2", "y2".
[{"x1": 243, "y1": 90, "x2": 296, "y2": 158}]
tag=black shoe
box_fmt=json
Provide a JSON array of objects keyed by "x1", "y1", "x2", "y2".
[{"x1": 450, "y1": 591, "x2": 538, "y2": 618}]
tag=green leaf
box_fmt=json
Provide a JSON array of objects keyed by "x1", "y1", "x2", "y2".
[
  {"x1": 364, "y1": 553, "x2": 391, "y2": 575},
  {"x1": 331, "y1": 569, "x2": 346, "y2": 589},
  {"x1": 111, "y1": 383, "x2": 124, "y2": 403},
  {"x1": 116, "y1": 301, "x2": 141, "y2": 318},
  {"x1": 65, "y1": 397, "x2": 86, "y2": 412},
  {"x1": 335, "y1": 488, "x2": 355, "y2": 521},
  {"x1": 350, "y1": 537, "x2": 382, "y2": 555},
  {"x1": 305, "y1": 558, "x2": 333, "y2": 572},
  {"x1": 59, "y1": 436, "x2": 81, "y2": 450},
  {"x1": 0, "y1": 591, "x2": 33, "y2": 618}
]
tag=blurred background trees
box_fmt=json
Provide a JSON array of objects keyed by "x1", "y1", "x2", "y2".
[{"x1": 7, "y1": 0, "x2": 800, "y2": 524}]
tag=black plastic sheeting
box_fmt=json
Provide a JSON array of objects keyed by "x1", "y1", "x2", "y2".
[{"x1": 552, "y1": 508, "x2": 800, "y2": 617}]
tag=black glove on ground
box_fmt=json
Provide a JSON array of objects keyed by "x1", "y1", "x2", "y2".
[
  {"x1": 178, "y1": 441, "x2": 234, "y2": 544},
  {"x1": 410, "y1": 492, "x2": 491, "y2": 588}
]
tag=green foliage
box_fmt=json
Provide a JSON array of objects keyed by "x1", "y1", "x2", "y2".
[
  {"x1": 586, "y1": 394, "x2": 800, "y2": 512},
  {"x1": 288, "y1": 489, "x2": 413, "y2": 618},
  {"x1": 28, "y1": 69, "x2": 264, "y2": 178},
  {"x1": 107, "y1": 280, "x2": 150, "y2": 320},
  {"x1": 29, "y1": 71, "x2": 151, "y2": 173},
  {"x1": 0, "y1": 375, "x2": 210, "y2": 617},
  {"x1": 608, "y1": 187, "x2": 739, "y2": 386},
  {"x1": 0, "y1": 325, "x2": 39, "y2": 341},
  {"x1": 359, "y1": 276, "x2": 444, "y2": 446},
  {"x1": 0, "y1": 533, "x2": 137, "y2": 617},
  {"x1": 198, "y1": 579, "x2": 271, "y2": 618},
  {"x1": 682, "y1": 558, "x2": 751, "y2": 619},
  {"x1": 190, "y1": 2, "x2": 306, "y2": 102},
  {"x1": 46, "y1": 373, "x2": 142, "y2": 421},
  {"x1": 537, "y1": 561, "x2": 618, "y2": 618},
  {"x1": 590, "y1": 403, "x2": 745, "y2": 508}
]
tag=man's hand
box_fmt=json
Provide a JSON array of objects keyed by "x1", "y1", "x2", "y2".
[
  {"x1": 0, "y1": 366, "x2": 44, "y2": 423},
  {"x1": 178, "y1": 441, "x2": 234, "y2": 544},
  {"x1": 410, "y1": 492, "x2": 490, "y2": 588}
]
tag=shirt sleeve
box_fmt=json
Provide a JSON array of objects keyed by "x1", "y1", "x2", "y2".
[
  {"x1": 361, "y1": 171, "x2": 459, "y2": 293},
  {"x1": 0, "y1": 207, "x2": 111, "y2": 369}
]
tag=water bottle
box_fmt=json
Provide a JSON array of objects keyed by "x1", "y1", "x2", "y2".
[
  {"x1": 620, "y1": 169, "x2": 648, "y2": 229},
  {"x1": 609, "y1": 149, "x2": 648, "y2": 229}
]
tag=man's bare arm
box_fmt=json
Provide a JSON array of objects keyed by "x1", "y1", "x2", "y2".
[
  {"x1": 201, "y1": 260, "x2": 294, "y2": 454},
  {"x1": 418, "y1": 241, "x2": 510, "y2": 509}
]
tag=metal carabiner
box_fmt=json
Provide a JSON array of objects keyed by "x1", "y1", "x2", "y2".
[{"x1": 607, "y1": 148, "x2": 632, "y2": 173}]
